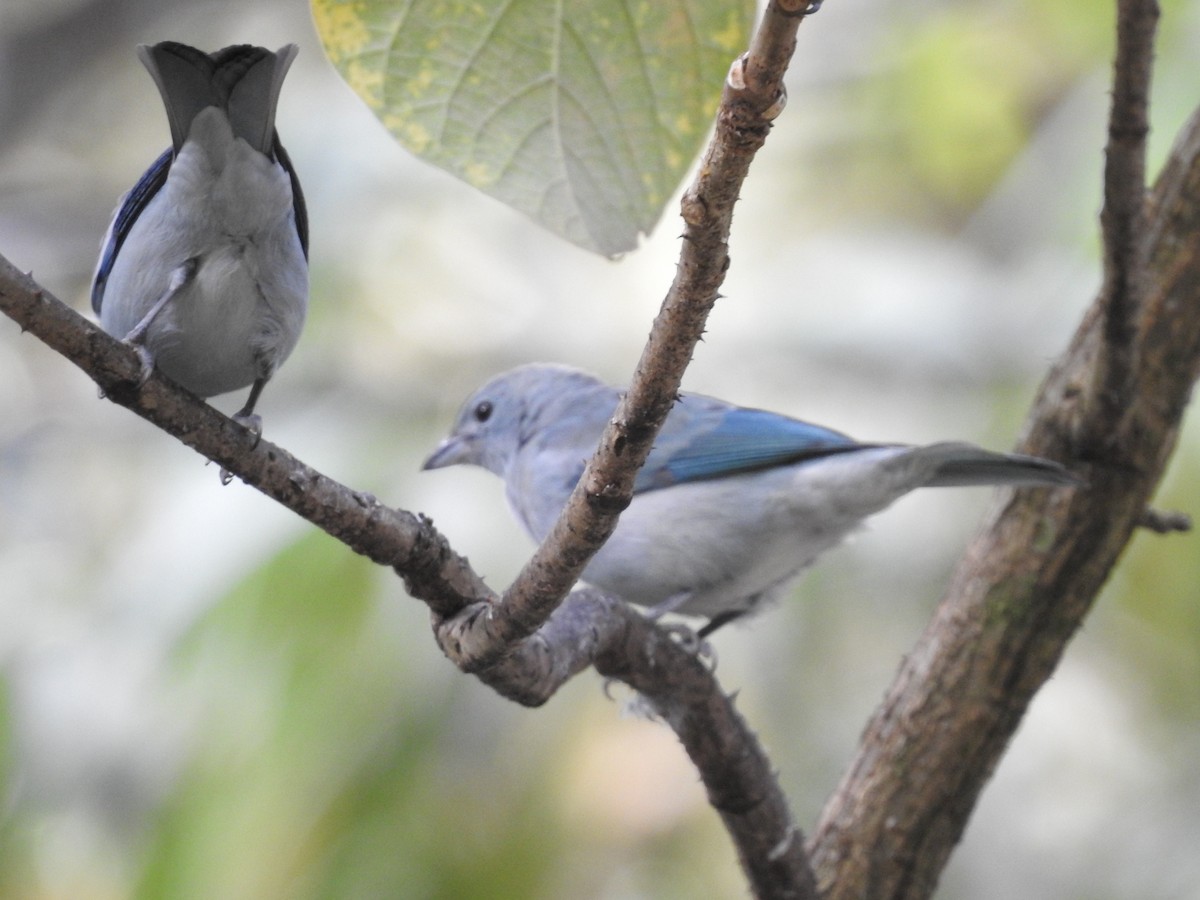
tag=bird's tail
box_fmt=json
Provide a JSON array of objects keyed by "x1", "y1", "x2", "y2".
[
  {"x1": 917, "y1": 442, "x2": 1081, "y2": 488},
  {"x1": 137, "y1": 42, "x2": 298, "y2": 155}
]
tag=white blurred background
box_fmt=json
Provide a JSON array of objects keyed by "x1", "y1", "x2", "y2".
[{"x1": 1, "y1": 0, "x2": 1199, "y2": 897}]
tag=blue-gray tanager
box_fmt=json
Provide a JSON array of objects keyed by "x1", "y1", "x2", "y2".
[
  {"x1": 424, "y1": 364, "x2": 1079, "y2": 634},
  {"x1": 92, "y1": 41, "x2": 308, "y2": 431}
]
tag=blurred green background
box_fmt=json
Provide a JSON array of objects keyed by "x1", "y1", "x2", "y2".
[{"x1": 1, "y1": 0, "x2": 1199, "y2": 898}]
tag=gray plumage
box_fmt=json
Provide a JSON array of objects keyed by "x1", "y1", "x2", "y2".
[
  {"x1": 92, "y1": 42, "x2": 308, "y2": 425},
  {"x1": 424, "y1": 364, "x2": 1080, "y2": 632}
]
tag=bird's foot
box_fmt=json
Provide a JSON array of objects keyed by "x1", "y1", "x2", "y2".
[
  {"x1": 231, "y1": 378, "x2": 267, "y2": 449},
  {"x1": 232, "y1": 409, "x2": 263, "y2": 443},
  {"x1": 219, "y1": 382, "x2": 266, "y2": 485},
  {"x1": 118, "y1": 257, "x2": 198, "y2": 389},
  {"x1": 220, "y1": 411, "x2": 263, "y2": 483},
  {"x1": 655, "y1": 621, "x2": 717, "y2": 669},
  {"x1": 128, "y1": 341, "x2": 155, "y2": 388}
]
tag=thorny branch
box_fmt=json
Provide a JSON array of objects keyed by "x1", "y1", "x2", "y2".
[
  {"x1": 1, "y1": 0, "x2": 1196, "y2": 898},
  {"x1": 808, "y1": 1, "x2": 1200, "y2": 897},
  {"x1": 0, "y1": 257, "x2": 818, "y2": 900},
  {"x1": 1090, "y1": 0, "x2": 1160, "y2": 443},
  {"x1": 0, "y1": 2, "x2": 823, "y2": 897},
  {"x1": 457, "y1": 0, "x2": 817, "y2": 669}
]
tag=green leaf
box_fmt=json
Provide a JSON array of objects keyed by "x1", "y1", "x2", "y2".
[{"x1": 312, "y1": 0, "x2": 753, "y2": 256}]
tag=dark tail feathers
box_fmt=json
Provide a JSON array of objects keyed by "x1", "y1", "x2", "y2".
[{"x1": 918, "y1": 442, "x2": 1082, "y2": 488}]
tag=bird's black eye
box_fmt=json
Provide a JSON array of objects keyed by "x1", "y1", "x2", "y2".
[{"x1": 474, "y1": 400, "x2": 493, "y2": 423}]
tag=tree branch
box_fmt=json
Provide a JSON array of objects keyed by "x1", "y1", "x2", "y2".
[
  {"x1": 453, "y1": 0, "x2": 818, "y2": 666},
  {"x1": 475, "y1": 588, "x2": 815, "y2": 897},
  {"x1": 9, "y1": 2, "x2": 1186, "y2": 897},
  {"x1": 0, "y1": 7, "x2": 826, "y2": 896},
  {"x1": 1090, "y1": 0, "x2": 1159, "y2": 442},
  {"x1": 0, "y1": 254, "x2": 817, "y2": 898},
  {"x1": 808, "y1": 22, "x2": 1198, "y2": 900},
  {"x1": 0, "y1": 257, "x2": 494, "y2": 617}
]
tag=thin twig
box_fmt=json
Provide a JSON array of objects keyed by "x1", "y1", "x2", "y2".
[
  {"x1": 0, "y1": 256, "x2": 817, "y2": 898},
  {"x1": 0, "y1": 4, "x2": 827, "y2": 893},
  {"x1": 1089, "y1": 0, "x2": 1160, "y2": 447},
  {"x1": 809, "y1": 22, "x2": 1200, "y2": 900},
  {"x1": 1138, "y1": 507, "x2": 1192, "y2": 533},
  {"x1": 454, "y1": 0, "x2": 821, "y2": 668},
  {"x1": 0, "y1": 257, "x2": 492, "y2": 617}
]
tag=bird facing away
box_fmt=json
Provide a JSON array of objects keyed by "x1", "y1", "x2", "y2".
[
  {"x1": 92, "y1": 41, "x2": 309, "y2": 433},
  {"x1": 424, "y1": 364, "x2": 1080, "y2": 635}
]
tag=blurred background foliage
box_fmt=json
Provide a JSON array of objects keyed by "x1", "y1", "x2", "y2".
[{"x1": 1, "y1": 0, "x2": 1198, "y2": 898}]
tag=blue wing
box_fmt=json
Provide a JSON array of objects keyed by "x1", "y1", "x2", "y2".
[
  {"x1": 91, "y1": 148, "x2": 172, "y2": 315},
  {"x1": 634, "y1": 400, "x2": 865, "y2": 493},
  {"x1": 91, "y1": 133, "x2": 307, "y2": 315}
]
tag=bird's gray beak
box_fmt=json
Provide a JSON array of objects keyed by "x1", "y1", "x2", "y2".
[{"x1": 422, "y1": 435, "x2": 470, "y2": 470}]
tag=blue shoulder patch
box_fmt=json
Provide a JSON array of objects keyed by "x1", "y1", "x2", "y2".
[
  {"x1": 634, "y1": 406, "x2": 862, "y2": 493},
  {"x1": 91, "y1": 148, "x2": 173, "y2": 314}
]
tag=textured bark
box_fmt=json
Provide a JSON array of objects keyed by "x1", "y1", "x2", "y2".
[
  {"x1": 473, "y1": 588, "x2": 815, "y2": 897},
  {"x1": 1, "y1": 0, "x2": 1194, "y2": 897},
  {"x1": 0, "y1": 3, "x2": 823, "y2": 896},
  {"x1": 808, "y1": 7, "x2": 1200, "y2": 897},
  {"x1": 0, "y1": 258, "x2": 494, "y2": 618},
  {"x1": 0, "y1": 250, "x2": 817, "y2": 900},
  {"x1": 478, "y1": 0, "x2": 816, "y2": 666}
]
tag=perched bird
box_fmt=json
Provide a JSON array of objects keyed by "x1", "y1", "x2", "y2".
[
  {"x1": 424, "y1": 364, "x2": 1079, "y2": 635},
  {"x1": 92, "y1": 41, "x2": 308, "y2": 433}
]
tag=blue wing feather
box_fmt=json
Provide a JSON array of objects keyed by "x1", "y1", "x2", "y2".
[
  {"x1": 635, "y1": 403, "x2": 864, "y2": 493},
  {"x1": 91, "y1": 148, "x2": 173, "y2": 314},
  {"x1": 91, "y1": 131, "x2": 306, "y2": 315}
]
